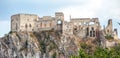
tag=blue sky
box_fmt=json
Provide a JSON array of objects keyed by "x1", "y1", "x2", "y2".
[{"x1": 0, "y1": 0, "x2": 120, "y2": 38}]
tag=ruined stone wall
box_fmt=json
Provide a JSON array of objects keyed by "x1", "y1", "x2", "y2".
[
  {"x1": 70, "y1": 18, "x2": 100, "y2": 38},
  {"x1": 63, "y1": 21, "x2": 73, "y2": 35},
  {"x1": 11, "y1": 14, "x2": 20, "y2": 31},
  {"x1": 19, "y1": 14, "x2": 38, "y2": 31},
  {"x1": 35, "y1": 19, "x2": 56, "y2": 31},
  {"x1": 105, "y1": 19, "x2": 113, "y2": 35},
  {"x1": 55, "y1": 12, "x2": 64, "y2": 22},
  {"x1": 11, "y1": 12, "x2": 64, "y2": 32},
  {"x1": 103, "y1": 19, "x2": 119, "y2": 40},
  {"x1": 113, "y1": 29, "x2": 118, "y2": 40},
  {"x1": 55, "y1": 12, "x2": 64, "y2": 31},
  {"x1": 11, "y1": 12, "x2": 103, "y2": 38},
  {"x1": 11, "y1": 14, "x2": 38, "y2": 32},
  {"x1": 35, "y1": 12, "x2": 64, "y2": 31}
]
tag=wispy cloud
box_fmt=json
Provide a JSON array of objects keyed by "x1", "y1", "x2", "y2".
[
  {"x1": 55, "y1": 0, "x2": 120, "y2": 38},
  {"x1": 0, "y1": 0, "x2": 120, "y2": 38},
  {"x1": 56, "y1": 0, "x2": 103, "y2": 20},
  {"x1": 55, "y1": 0, "x2": 120, "y2": 22}
]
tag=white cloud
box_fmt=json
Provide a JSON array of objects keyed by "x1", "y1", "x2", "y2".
[
  {"x1": 56, "y1": 0, "x2": 120, "y2": 20},
  {"x1": 0, "y1": 0, "x2": 120, "y2": 38},
  {"x1": 55, "y1": 0, "x2": 120, "y2": 38},
  {"x1": 56, "y1": 0, "x2": 103, "y2": 21}
]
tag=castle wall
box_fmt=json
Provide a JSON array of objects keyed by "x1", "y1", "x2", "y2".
[
  {"x1": 35, "y1": 19, "x2": 56, "y2": 31},
  {"x1": 105, "y1": 19, "x2": 113, "y2": 35},
  {"x1": 70, "y1": 18, "x2": 99, "y2": 38},
  {"x1": 55, "y1": 12, "x2": 64, "y2": 31},
  {"x1": 11, "y1": 14, "x2": 20, "y2": 31},
  {"x1": 19, "y1": 14, "x2": 38, "y2": 31},
  {"x1": 11, "y1": 14, "x2": 38, "y2": 32},
  {"x1": 113, "y1": 29, "x2": 118, "y2": 40},
  {"x1": 11, "y1": 12, "x2": 118, "y2": 40},
  {"x1": 55, "y1": 12, "x2": 64, "y2": 22},
  {"x1": 34, "y1": 12, "x2": 64, "y2": 31},
  {"x1": 63, "y1": 22, "x2": 73, "y2": 35},
  {"x1": 11, "y1": 12, "x2": 64, "y2": 32},
  {"x1": 11, "y1": 13, "x2": 101, "y2": 38}
]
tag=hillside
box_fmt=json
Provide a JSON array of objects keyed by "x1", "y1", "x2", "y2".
[
  {"x1": 0, "y1": 30, "x2": 119, "y2": 58},
  {"x1": 0, "y1": 31, "x2": 76, "y2": 58}
]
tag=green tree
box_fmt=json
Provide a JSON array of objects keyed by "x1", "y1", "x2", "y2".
[
  {"x1": 70, "y1": 44, "x2": 120, "y2": 58},
  {"x1": 70, "y1": 48, "x2": 88, "y2": 58},
  {"x1": 78, "y1": 48, "x2": 88, "y2": 58}
]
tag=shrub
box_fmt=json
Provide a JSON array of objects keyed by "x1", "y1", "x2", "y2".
[
  {"x1": 52, "y1": 52, "x2": 56, "y2": 58},
  {"x1": 105, "y1": 35, "x2": 113, "y2": 40}
]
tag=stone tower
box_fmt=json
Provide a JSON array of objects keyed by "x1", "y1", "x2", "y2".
[
  {"x1": 11, "y1": 14, "x2": 20, "y2": 31},
  {"x1": 113, "y1": 29, "x2": 118, "y2": 40},
  {"x1": 55, "y1": 12, "x2": 64, "y2": 32},
  {"x1": 114, "y1": 29, "x2": 118, "y2": 35},
  {"x1": 11, "y1": 14, "x2": 38, "y2": 32},
  {"x1": 105, "y1": 19, "x2": 113, "y2": 35},
  {"x1": 55, "y1": 12, "x2": 64, "y2": 22}
]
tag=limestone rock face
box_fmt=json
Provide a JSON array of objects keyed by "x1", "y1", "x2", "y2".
[
  {"x1": 0, "y1": 32, "x2": 40, "y2": 58},
  {"x1": 0, "y1": 31, "x2": 119, "y2": 58},
  {"x1": 0, "y1": 31, "x2": 79, "y2": 58}
]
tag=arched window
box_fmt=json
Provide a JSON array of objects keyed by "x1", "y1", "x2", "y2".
[
  {"x1": 86, "y1": 27, "x2": 89, "y2": 36},
  {"x1": 91, "y1": 27, "x2": 94, "y2": 30},
  {"x1": 74, "y1": 26, "x2": 77, "y2": 30},
  {"x1": 107, "y1": 30, "x2": 109, "y2": 32},
  {"x1": 93, "y1": 31, "x2": 95, "y2": 37},
  {"x1": 57, "y1": 20, "x2": 62, "y2": 24},
  {"x1": 25, "y1": 24, "x2": 27, "y2": 29},
  {"x1": 90, "y1": 31, "x2": 92, "y2": 37},
  {"x1": 89, "y1": 22, "x2": 95, "y2": 25},
  {"x1": 29, "y1": 24, "x2": 32, "y2": 28}
]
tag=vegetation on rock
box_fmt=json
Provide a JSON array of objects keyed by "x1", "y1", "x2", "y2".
[
  {"x1": 105, "y1": 34, "x2": 113, "y2": 40},
  {"x1": 70, "y1": 44, "x2": 120, "y2": 58}
]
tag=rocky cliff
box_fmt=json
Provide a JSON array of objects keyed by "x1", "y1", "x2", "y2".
[
  {"x1": 0, "y1": 31, "x2": 80, "y2": 58},
  {"x1": 0, "y1": 31, "x2": 118, "y2": 58}
]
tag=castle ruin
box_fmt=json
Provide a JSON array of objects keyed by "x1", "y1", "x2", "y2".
[{"x1": 11, "y1": 12, "x2": 118, "y2": 39}]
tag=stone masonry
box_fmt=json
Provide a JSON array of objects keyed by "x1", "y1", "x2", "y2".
[{"x1": 11, "y1": 12, "x2": 118, "y2": 39}]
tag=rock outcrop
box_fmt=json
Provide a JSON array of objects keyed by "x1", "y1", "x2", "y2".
[
  {"x1": 0, "y1": 30, "x2": 119, "y2": 58},
  {"x1": 0, "y1": 31, "x2": 79, "y2": 58}
]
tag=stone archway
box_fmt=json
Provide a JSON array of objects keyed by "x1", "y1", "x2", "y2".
[
  {"x1": 90, "y1": 31, "x2": 92, "y2": 37},
  {"x1": 86, "y1": 27, "x2": 89, "y2": 36},
  {"x1": 29, "y1": 24, "x2": 32, "y2": 28},
  {"x1": 57, "y1": 19, "x2": 63, "y2": 32},
  {"x1": 57, "y1": 19, "x2": 62, "y2": 24},
  {"x1": 90, "y1": 27, "x2": 96, "y2": 37}
]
